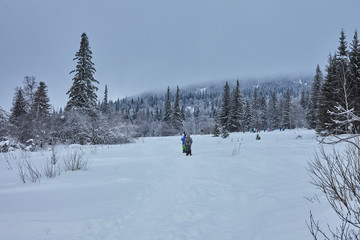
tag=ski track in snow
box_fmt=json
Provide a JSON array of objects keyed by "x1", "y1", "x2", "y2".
[{"x1": 0, "y1": 130, "x2": 341, "y2": 240}]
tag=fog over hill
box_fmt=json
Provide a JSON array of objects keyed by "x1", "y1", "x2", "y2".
[{"x1": 129, "y1": 74, "x2": 313, "y2": 102}]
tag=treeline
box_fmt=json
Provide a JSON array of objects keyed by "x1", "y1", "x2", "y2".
[
  {"x1": 104, "y1": 76, "x2": 311, "y2": 138},
  {"x1": 0, "y1": 33, "x2": 135, "y2": 151},
  {"x1": 3, "y1": 29, "x2": 355, "y2": 150},
  {"x1": 214, "y1": 29, "x2": 360, "y2": 137},
  {"x1": 213, "y1": 79, "x2": 307, "y2": 137},
  {"x1": 0, "y1": 75, "x2": 311, "y2": 151},
  {"x1": 0, "y1": 31, "x2": 312, "y2": 151},
  {"x1": 308, "y1": 29, "x2": 360, "y2": 135}
]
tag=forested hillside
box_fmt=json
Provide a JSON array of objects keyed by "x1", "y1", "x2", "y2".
[{"x1": 108, "y1": 76, "x2": 311, "y2": 137}]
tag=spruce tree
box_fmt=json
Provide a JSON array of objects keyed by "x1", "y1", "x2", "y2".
[
  {"x1": 212, "y1": 122, "x2": 221, "y2": 137},
  {"x1": 31, "y1": 81, "x2": 51, "y2": 120},
  {"x1": 162, "y1": 86, "x2": 172, "y2": 123},
  {"x1": 317, "y1": 54, "x2": 338, "y2": 134},
  {"x1": 172, "y1": 86, "x2": 182, "y2": 130},
  {"x1": 243, "y1": 99, "x2": 252, "y2": 131},
  {"x1": 307, "y1": 65, "x2": 323, "y2": 129},
  {"x1": 10, "y1": 88, "x2": 27, "y2": 124},
  {"x1": 334, "y1": 30, "x2": 353, "y2": 133},
  {"x1": 0, "y1": 107, "x2": 9, "y2": 138},
  {"x1": 267, "y1": 92, "x2": 279, "y2": 130},
  {"x1": 300, "y1": 87, "x2": 307, "y2": 109},
  {"x1": 259, "y1": 96, "x2": 267, "y2": 129},
  {"x1": 219, "y1": 81, "x2": 231, "y2": 131},
  {"x1": 101, "y1": 85, "x2": 110, "y2": 114},
  {"x1": 282, "y1": 89, "x2": 292, "y2": 129},
  {"x1": 30, "y1": 81, "x2": 51, "y2": 144},
  {"x1": 181, "y1": 105, "x2": 186, "y2": 121},
  {"x1": 9, "y1": 88, "x2": 30, "y2": 142},
  {"x1": 338, "y1": 29, "x2": 348, "y2": 57},
  {"x1": 349, "y1": 30, "x2": 360, "y2": 131},
  {"x1": 66, "y1": 33, "x2": 99, "y2": 113},
  {"x1": 229, "y1": 80, "x2": 243, "y2": 132},
  {"x1": 22, "y1": 76, "x2": 38, "y2": 112},
  {"x1": 251, "y1": 88, "x2": 261, "y2": 129}
]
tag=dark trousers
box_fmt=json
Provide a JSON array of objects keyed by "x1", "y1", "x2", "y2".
[{"x1": 186, "y1": 145, "x2": 192, "y2": 156}]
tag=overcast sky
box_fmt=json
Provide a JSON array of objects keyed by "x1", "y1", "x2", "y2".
[{"x1": 0, "y1": 0, "x2": 359, "y2": 111}]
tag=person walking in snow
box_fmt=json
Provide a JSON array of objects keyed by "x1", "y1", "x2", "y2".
[
  {"x1": 184, "y1": 134, "x2": 193, "y2": 156},
  {"x1": 181, "y1": 132, "x2": 187, "y2": 153}
]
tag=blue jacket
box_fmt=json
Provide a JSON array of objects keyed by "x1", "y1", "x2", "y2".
[{"x1": 181, "y1": 134, "x2": 186, "y2": 144}]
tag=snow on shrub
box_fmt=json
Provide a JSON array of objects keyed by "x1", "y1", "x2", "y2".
[{"x1": 0, "y1": 137, "x2": 23, "y2": 152}]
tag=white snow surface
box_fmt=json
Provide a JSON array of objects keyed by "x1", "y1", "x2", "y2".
[{"x1": 0, "y1": 129, "x2": 340, "y2": 240}]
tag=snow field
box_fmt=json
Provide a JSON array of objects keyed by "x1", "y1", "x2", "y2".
[{"x1": 0, "y1": 129, "x2": 339, "y2": 240}]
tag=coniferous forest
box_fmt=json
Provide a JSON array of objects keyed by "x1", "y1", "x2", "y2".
[{"x1": 1, "y1": 29, "x2": 360, "y2": 151}]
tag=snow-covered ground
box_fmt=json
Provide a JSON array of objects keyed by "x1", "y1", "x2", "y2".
[{"x1": 0, "y1": 129, "x2": 340, "y2": 240}]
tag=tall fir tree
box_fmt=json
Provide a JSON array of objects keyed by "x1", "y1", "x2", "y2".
[
  {"x1": 9, "y1": 88, "x2": 31, "y2": 142},
  {"x1": 334, "y1": 30, "x2": 354, "y2": 133},
  {"x1": 66, "y1": 33, "x2": 99, "y2": 113},
  {"x1": 22, "y1": 76, "x2": 38, "y2": 112},
  {"x1": 338, "y1": 29, "x2": 348, "y2": 57},
  {"x1": 243, "y1": 99, "x2": 252, "y2": 131},
  {"x1": 307, "y1": 65, "x2": 323, "y2": 129},
  {"x1": 30, "y1": 81, "x2": 51, "y2": 144},
  {"x1": 300, "y1": 87, "x2": 307, "y2": 109},
  {"x1": 349, "y1": 30, "x2": 360, "y2": 131},
  {"x1": 181, "y1": 105, "x2": 186, "y2": 121},
  {"x1": 10, "y1": 88, "x2": 27, "y2": 124},
  {"x1": 162, "y1": 86, "x2": 172, "y2": 123},
  {"x1": 101, "y1": 85, "x2": 110, "y2": 114},
  {"x1": 282, "y1": 89, "x2": 292, "y2": 129},
  {"x1": 259, "y1": 96, "x2": 267, "y2": 129},
  {"x1": 31, "y1": 81, "x2": 51, "y2": 120},
  {"x1": 229, "y1": 80, "x2": 243, "y2": 132},
  {"x1": 251, "y1": 87, "x2": 261, "y2": 129},
  {"x1": 172, "y1": 86, "x2": 182, "y2": 130},
  {"x1": 219, "y1": 81, "x2": 231, "y2": 131},
  {"x1": 267, "y1": 92, "x2": 279, "y2": 129},
  {"x1": 317, "y1": 54, "x2": 338, "y2": 134}
]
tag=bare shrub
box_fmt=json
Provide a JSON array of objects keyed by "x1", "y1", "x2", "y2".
[
  {"x1": 63, "y1": 149, "x2": 90, "y2": 171},
  {"x1": 43, "y1": 149, "x2": 61, "y2": 179},
  {"x1": 3, "y1": 153, "x2": 15, "y2": 170},
  {"x1": 17, "y1": 160, "x2": 26, "y2": 184},
  {"x1": 307, "y1": 139, "x2": 360, "y2": 239},
  {"x1": 17, "y1": 153, "x2": 42, "y2": 183},
  {"x1": 231, "y1": 143, "x2": 241, "y2": 157},
  {"x1": 15, "y1": 146, "x2": 91, "y2": 183}
]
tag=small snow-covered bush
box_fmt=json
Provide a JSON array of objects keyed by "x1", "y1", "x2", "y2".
[
  {"x1": 212, "y1": 123, "x2": 221, "y2": 137},
  {"x1": 25, "y1": 139, "x2": 36, "y2": 151},
  {"x1": 221, "y1": 129, "x2": 229, "y2": 139},
  {"x1": 0, "y1": 137, "x2": 23, "y2": 152}
]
